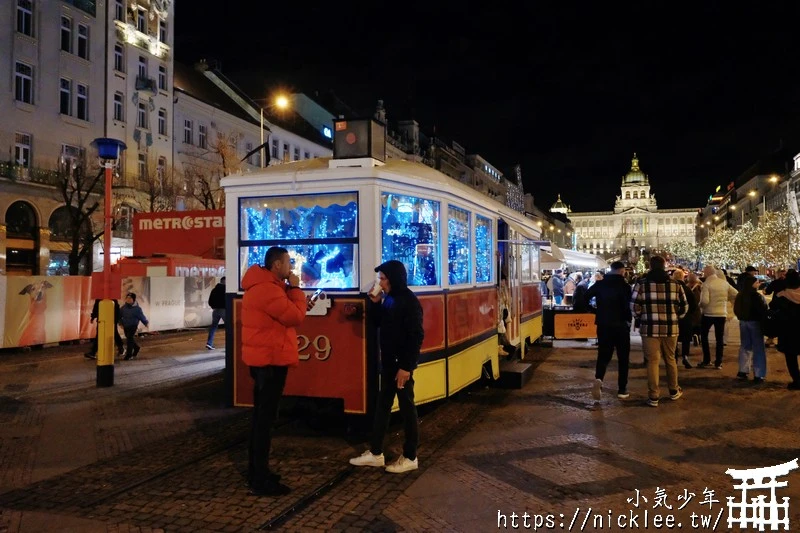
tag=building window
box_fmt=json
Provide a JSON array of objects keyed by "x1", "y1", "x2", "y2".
[
  {"x1": 17, "y1": 0, "x2": 33, "y2": 36},
  {"x1": 76, "y1": 84, "x2": 88, "y2": 120},
  {"x1": 304, "y1": 151, "x2": 310, "y2": 159},
  {"x1": 625, "y1": 191, "x2": 630, "y2": 199},
  {"x1": 158, "y1": 65, "x2": 166, "y2": 90},
  {"x1": 137, "y1": 8, "x2": 146, "y2": 33},
  {"x1": 137, "y1": 102, "x2": 147, "y2": 128},
  {"x1": 271, "y1": 138, "x2": 278, "y2": 158},
  {"x1": 138, "y1": 56, "x2": 147, "y2": 78},
  {"x1": 159, "y1": 19, "x2": 167, "y2": 42},
  {"x1": 114, "y1": 44, "x2": 124, "y2": 71},
  {"x1": 61, "y1": 16, "x2": 72, "y2": 52},
  {"x1": 15, "y1": 62, "x2": 33, "y2": 104},
  {"x1": 158, "y1": 108, "x2": 166, "y2": 135},
  {"x1": 61, "y1": 144, "x2": 83, "y2": 170},
  {"x1": 77, "y1": 24, "x2": 89, "y2": 59},
  {"x1": 283, "y1": 143, "x2": 290, "y2": 161},
  {"x1": 59, "y1": 78, "x2": 72, "y2": 115},
  {"x1": 114, "y1": 0, "x2": 124, "y2": 21},
  {"x1": 113, "y1": 92, "x2": 124, "y2": 121},
  {"x1": 293, "y1": 147, "x2": 300, "y2": 161},
  {"x1": 15, "y1": 132, "x2": 32, "y2": 167},
  {"x1": 157, "y1": 156, "x2": 166, "y2": 178},
  {"x1": 183, "y1": 119, "x2": 193, "y2": 144},
  {"x1": 138, "y1": 153, "x2": 146, "y2": 179},
  {"x1": 198, "y1": 124, "x2": 207, "y2": 148}
]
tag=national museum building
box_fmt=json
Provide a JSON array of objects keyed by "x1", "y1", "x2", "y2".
[{"x1": 552, "y1": 154, "x2": 699, "y2": 259}]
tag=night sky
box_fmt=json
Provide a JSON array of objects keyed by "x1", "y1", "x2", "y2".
[{"x1": 176, "y1": 3, "x2": 800, "y2": 213}]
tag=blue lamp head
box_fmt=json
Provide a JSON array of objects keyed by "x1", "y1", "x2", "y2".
[{"x1": 91, "y1": 138, "x2": 127, "y2": 161}]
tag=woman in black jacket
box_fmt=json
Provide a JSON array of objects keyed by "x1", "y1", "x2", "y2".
[
  {"x1": 733, "y1": 275, "x2": 768, "y2": 382},
  {"x1": 673, "y1": 270, "x2": 698, "y2": 369},
  {"x1": 773, "y1": 271, "x2": 800, "y2": 390}
]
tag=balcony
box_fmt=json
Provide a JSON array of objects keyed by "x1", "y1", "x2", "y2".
[
  {"x1": 135, "y1": 76, "x2": 157, "y2": 93},
  {"x1": 0, "y1": 161, "x2": 60, "y2": 187},
  {"x1": 63, "y1": 0, "x2": 96, "y2": 16}
]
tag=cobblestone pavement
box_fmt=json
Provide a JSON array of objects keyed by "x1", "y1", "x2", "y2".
[{"x1": 1, "y1": 333, "x2": 800, "y2": 532}]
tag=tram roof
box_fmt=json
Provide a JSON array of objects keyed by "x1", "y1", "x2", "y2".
[{"x1": 222, "y1": 157, "x2": 539, "y2": 234}]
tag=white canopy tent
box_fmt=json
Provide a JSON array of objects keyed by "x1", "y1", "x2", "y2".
[{"x1": 540, "y1": 243, "x2": 608, "y2": 271}]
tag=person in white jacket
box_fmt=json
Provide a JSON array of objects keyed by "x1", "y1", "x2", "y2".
[{"x1": 698, "y1": 266, "x2": 738, "y2": 369}]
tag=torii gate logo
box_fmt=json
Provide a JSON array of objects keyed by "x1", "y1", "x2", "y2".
[{"x1": 726, "y1": 458, "x2": 798, "y2": 530}]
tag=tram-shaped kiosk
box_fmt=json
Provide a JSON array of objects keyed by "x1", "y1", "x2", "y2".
[{"x1": 223, "y1": 120, "x2": 542, "y2": 414}]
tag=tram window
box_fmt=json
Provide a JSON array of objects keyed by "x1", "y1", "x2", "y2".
[
  {"x1": 239, "y1": 192, "x2": 358, "y2": 289},
  {"x1": 381, "y1": 192, "x2": 440, "y2": 287},
  {"x1": 475, "y1": 215, "x2": 492, "y2": 283},
  {"x1": 448, "y1": 205, "x2": 471, "y2": 285},
  {"x1": 520, "y1": 243, "x2": 532, "y2": 281}
]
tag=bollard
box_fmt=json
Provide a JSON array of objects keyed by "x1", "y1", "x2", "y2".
[{"x1": 96, "y1": 299, "x2": 115, "y2": 387}]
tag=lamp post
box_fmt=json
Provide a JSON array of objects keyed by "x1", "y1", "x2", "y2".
[
  {"x1": 259, "y1": 95, "x2": 290, "y2": 168},
  {"x1": 90, "y1": 137, "x2": 126, "y2": 387}
]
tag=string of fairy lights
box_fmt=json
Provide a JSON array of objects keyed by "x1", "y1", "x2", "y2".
[{"x1": 665, "y1": 208, "x2": 800, "y2": 269}]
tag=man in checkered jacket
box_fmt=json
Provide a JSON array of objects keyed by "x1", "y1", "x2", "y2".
[{"x1": 631, "y1": 255, "x2": 688, "y2": 407}]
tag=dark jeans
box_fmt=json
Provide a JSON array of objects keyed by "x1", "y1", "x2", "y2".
[
  {"x1": 785, "y1": 353, "x2": 800, "y2": 383},
  {"x1": 248, "y1": 365, "x2": 288, "y2": 486},
  {"x1": 91, "y1": 325, "x2": 123, "y2": 354},
  {"x1": 595, "y1": 324, "x2": 630, "y2": 392},
  {"x1": 207, "y1": 308, "x2": 225, "y2": 346},
  {"x1": 123, "y1": 326, "x2": 139, "y2": 354},
  {"x1": 370, "y1": 371, "x2": 419, "y2": 461},
  {"x1": 701, "y1": 316, "x2": 726, "y2": 365}
]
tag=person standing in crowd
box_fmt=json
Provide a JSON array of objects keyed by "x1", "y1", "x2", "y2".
[
  {"x1": 564, "y1": 273, "x2": 582, "y2": 305},
  {"x1": 585, "y1": 261, "x2": 632, "y2": 400},
  {"x1": 85, "y1": 298, "x2": 124, "y2": 360},
  {"x1": 572, "y1": 275, "x2": 591, "y2": 313},
  {"x1": 773, "y1": 271, "x2": 800, "y2": 390},
  {"x1": 551, "y1": 270, "x2": 565, "y2": 305},
  {"x1": 765, "y1": 268, "x2": 788, "y2": 347},
  {"x1": 672, "y1": 270, "x2": 698, "y2": 369},
  {"x1": 119, "y1": 293, "x2": 148, "y2": 361},
  {"x1": 350, "y1": 260, "x2": 424, "y2": 474},
  {"x1": 631, "y1": 256, "x2": 687, "y2": 407},
  {"x1": 733, "y1": 273, "x2": 768, "y2": 383},
  {"x1": 242, "y1": 247, "x2": 313, "y2": 496},
  {"x1": 206, "y1": 277, "x2": 226, "y2": 350},
  {"x1": 698, "y1": 266, "x2": 738, "y2": 369},
  {"x1": 721, "y1": 268, "x2": 737, "y2": 289}
]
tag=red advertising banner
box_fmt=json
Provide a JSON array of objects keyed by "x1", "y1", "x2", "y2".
[
  {"x1": 133, "y1": 209, "x2": 225, "y2": 258},
  {"x1": 233, "y1": 297, "x2": 368, "y2": 413},
  {"x1": 447, "y1": 287, "x2": 497, "y2": 346}
]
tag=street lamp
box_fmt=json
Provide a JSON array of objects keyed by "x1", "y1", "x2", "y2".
[
  {"x1": 259, "y1": 94, "x2": 290, "y2": 168},
  {"x1": 90, "y1": 137, "x2": 126, "y2": 388}
]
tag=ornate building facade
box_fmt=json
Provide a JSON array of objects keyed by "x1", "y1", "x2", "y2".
[{"x1": 559, "y1": 154, "x2": 698, "y2": 259}]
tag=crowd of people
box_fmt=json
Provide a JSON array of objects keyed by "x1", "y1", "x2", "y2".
[{"x1": 583, "y1": 258, "x2": 800, "y2": 406}]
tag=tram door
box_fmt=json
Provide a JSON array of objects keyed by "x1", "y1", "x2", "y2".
[{"x1": 497, "y1": 223, "x2": 527, "y2": 358}]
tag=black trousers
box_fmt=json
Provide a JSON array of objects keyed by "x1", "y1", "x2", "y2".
[
  {"x1": 123, "y1": 326, "x2": 139, "y2": 354},
  {"x1": 595, "y1": 324, "x2": 630, "y2": 392},
  {"x1": 785, "y1": 352, "x2": 800, "y2": 383},
  {"x1": 248, "y1": 365, "x2": 288, "y2": 486},
  {"x1": 370, "y1": 371, "x2": 419, "y2": 461},
  {"x1": 91, "y1": 325, "x2": 124, "y2": 354},
  {"x1": 701, "y1": 316, "x2": 726, "y2": 365}
]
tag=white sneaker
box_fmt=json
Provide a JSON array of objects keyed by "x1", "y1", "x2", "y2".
[
  {"x1": 385, "y1": 455, "x2": 418, "y2": 474},
  {"x1": 349, "y1": 450, "x2": 385, "y2": 467},
  {"x1": 591, "y1": 378, "x2": 602, "y2": 401}
]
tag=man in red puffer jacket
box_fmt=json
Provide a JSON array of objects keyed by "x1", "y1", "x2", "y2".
[{"x1": 242, "y1": 246, "x2": 310, "y2": 496}]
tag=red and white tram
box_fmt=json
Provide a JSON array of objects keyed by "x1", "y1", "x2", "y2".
[{"x1": 222, "y1": 125, "x2": 543, "y2": 413}]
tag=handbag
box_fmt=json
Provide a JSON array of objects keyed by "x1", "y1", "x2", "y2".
[
  {"x1": 761, "y1": 308, "x2": 782, "y2": 339},
  {"x1": 497, "y1": 318, "x2": 506, "y2": 334}
]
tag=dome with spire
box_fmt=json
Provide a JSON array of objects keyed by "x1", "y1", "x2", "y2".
[
  {"x1": 622, "y1": 153, "x2": 649, "y2": 185},
  {"x1": 550, "y1": 193, "x2": 571, "y2": 214}
]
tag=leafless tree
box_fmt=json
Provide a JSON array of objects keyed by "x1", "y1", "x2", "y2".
[
  {"x1": 53, "y1": 153, "x2": 104, "y2": 275},
  {"x1": 139, "y1": 154, "x2": 178, "y2": 212},
  {"x1": 180, "y1": 130, "x2": 243, "y2": 210}
]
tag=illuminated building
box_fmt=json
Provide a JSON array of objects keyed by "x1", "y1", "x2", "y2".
[{"x1": 564, "y1": 154, "x2": 699, "y2": 259}]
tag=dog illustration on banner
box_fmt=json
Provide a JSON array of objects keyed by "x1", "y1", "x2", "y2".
[{"x1": 17, "y1": 280, "x2": 54, "y2": 346}]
